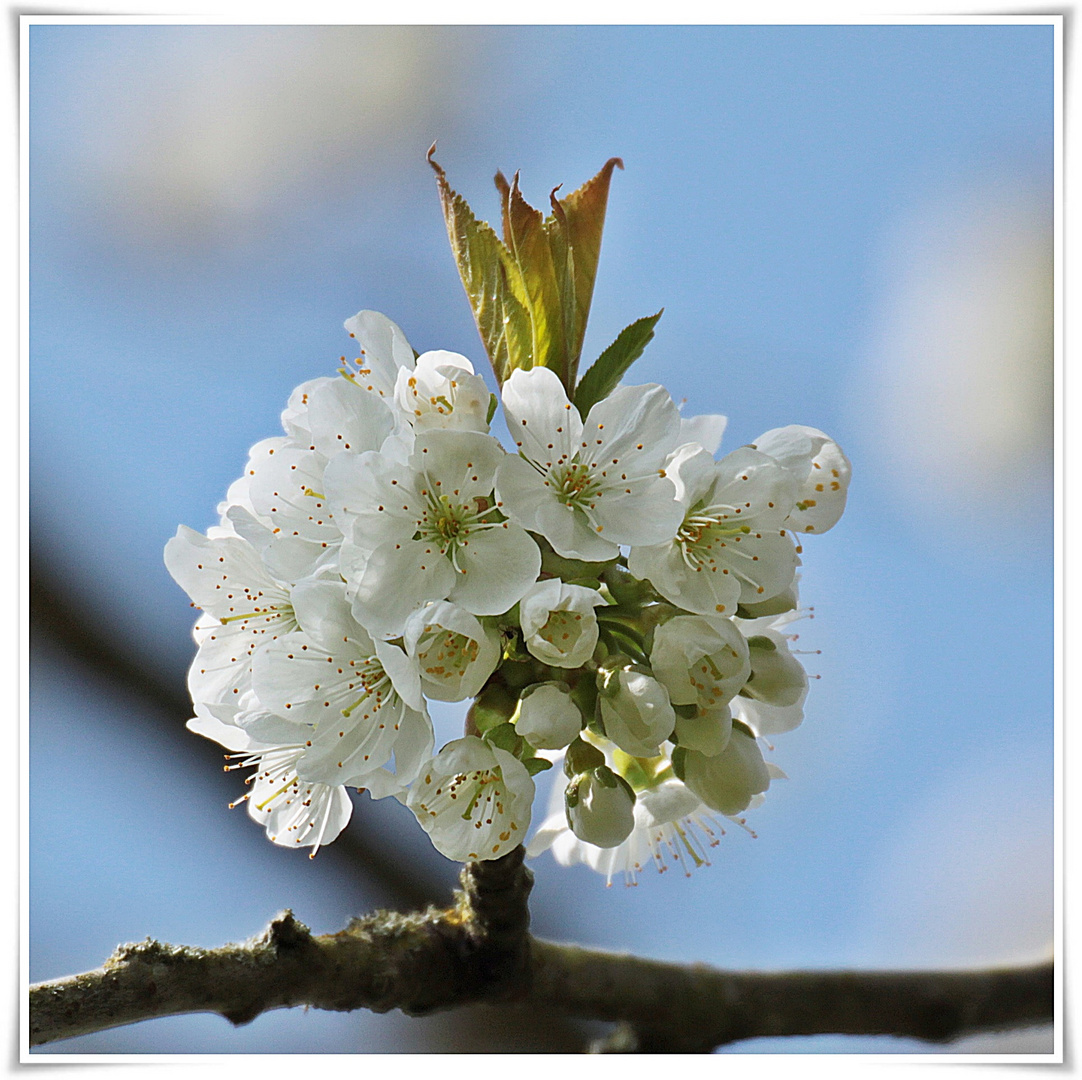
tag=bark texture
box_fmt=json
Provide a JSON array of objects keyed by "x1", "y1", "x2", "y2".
[{"x1": 29, "y1": 846, "x2": 1054, "y2": 1053}]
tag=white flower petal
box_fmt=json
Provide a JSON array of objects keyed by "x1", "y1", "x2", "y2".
[
  {"x1": 303, "y1": 375, "x2": 395, "y2": 459},
  {"x1": 374, "y1": 638, "x2": 424, "y2": 712},
  {"x1": 343, "y1": 310, "x2": 415, "y2": 400},
  {"x1": 448, "y1": 523, "x2": 541, "y2": 616},
  {"x1": 502, "y1": 366, "x2": 583, "y2": 466},
  {"x1": 679, "y1": 413, "x2": 728, "y2": 455},
  {"x1": 247, "y1": 445, "x2": 338, "y2": 547},
  {"x1": 586, "y1": 383, "x2": 682, "y2": 475},
  {"x1": 753, "y1": 425, "x2": 851, "y2": 534},
  {"x1": 291, "y1": 578, "x2": 374, "y2": 656},
  {"x1": 350, "y1": 540, "x2": 457, "y2": 639},
  {"x1": 323, "y1": 451, "x2": 420, "y2": 552},
  {"x1": 409, "y1": 428, "x2": 505, "y2": 499},
  {"x1": 252, "y1": 631, "x2": 386, "y2": 727},
  {"x1": 165, "y1": 526, "x2": 287, "y2": 620},
  {"x1": 591, "y1": 473, "x2": 683, "y2": 547}
]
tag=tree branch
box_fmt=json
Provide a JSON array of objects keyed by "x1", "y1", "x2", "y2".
[
  {"x1": 528, "y1": 941, "x2": 1054, "y2": 1052},
  {"x1": 29, "y1": 846, "x2": 1052, "y2": 1052}
]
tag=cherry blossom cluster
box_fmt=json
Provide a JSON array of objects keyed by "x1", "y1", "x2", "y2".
[{"x1": 166, "y1": 310, "x2": 849, "y2": 880}]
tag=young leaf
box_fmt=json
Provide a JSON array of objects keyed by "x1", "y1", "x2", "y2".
[
  {"x1": 572, "y1": 309, "x2": 663, "y2": 418},
  {"x1": 429, "y1": 147, "x2": 533, "y2": 384},
  {"x1": 495, "y1": 171, "x2": 568, "y2": 384},
  {"x1": 545, "y1": 157, "x2": 624, "y2": 388}
]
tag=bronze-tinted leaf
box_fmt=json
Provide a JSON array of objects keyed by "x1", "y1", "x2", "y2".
[
  {"x1": 545, "y1": 157, "x2": 624, "y2": 387},
  {"x1": 496, "y1": 171, "x2": 568, "y2": 384},
  {"x1": 429, "y1": 147, "x2": 533, "y2": 385}
]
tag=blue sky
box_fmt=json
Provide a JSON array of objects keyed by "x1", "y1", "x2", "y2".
[{"x1": 28, "y1": 21, "x2": 1056, "y2": 1055}]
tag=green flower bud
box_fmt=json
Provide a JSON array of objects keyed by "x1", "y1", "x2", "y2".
[
  {"x1": 565, "y1": 765, "x2": 636, "y2": 848},
  {"x1": 679, "y1": 727, "x2": 770, "y2": 815}
]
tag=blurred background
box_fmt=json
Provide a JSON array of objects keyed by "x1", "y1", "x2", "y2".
[{"x1": 28, "y1": 22, "x2": 1055, "y2": 1054}]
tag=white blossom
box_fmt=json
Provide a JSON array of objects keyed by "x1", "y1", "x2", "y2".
[
  {"x1": 496, "y1": 367, "x2": 684, "y2": 561},
  {"x1": 325, "y1": 429, "x2": 541, "y2": 637},
  {"x1": 168, "y1": 303, "x2": 846, "y2": 866},
  {"x1": 628, "y1": 444, "x2": 801, "y2": 617},
  {"x1": 188, "y1": 703, "x2": 354, "y2": 858},
  {"x1": 403, "y1": 601, "x2": 501, "y2": 703},
  {"x1": 518, "y1": 578, "x2": 605, "y2": 669},
  {"x1": 407, "y1": 736, "x2": 534, "y2": 862},
  {"x1": 233, "y1": 742, "x2": 354, "y2": 857},
  {"x1": 394, "y1": 350, "x2": 491, "y2": 432},
  {"x1": 752, "y1": 425, "x2": 851, "y2": 534},
  {"x1": 650, "y1": 614, "x2": 750, "y2": 711}
]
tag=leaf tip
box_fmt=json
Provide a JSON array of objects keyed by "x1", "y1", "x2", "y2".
[
  {"x1": 427, "y1": 142, "x2": 443, "y2": 177},
  {"x1": 549, "y1": 184, "x2": 566, "y2": 221}
]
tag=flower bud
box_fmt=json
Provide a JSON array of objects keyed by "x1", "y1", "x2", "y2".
[
  {"x1": 565, "y1": 766, "x2": 636, "y2": 848},
  {"x1": 519, "y1": 579, "x2": 606, "y2": 669},
  {"x1": 597, "y1": 666, "x2": 675, "y2": 757},
  {"x1": 674, "y1": 705, "x2": 732, "y2": 756},
  {"x1": 515, "y1": 682, "x2": 583, "y2": 750},
  {"x1": 674, "y1": 726, "x2": 770, "y2": 815},
  {"x1": 743, "y1": 635, "x2": 807, "y2": 707}
]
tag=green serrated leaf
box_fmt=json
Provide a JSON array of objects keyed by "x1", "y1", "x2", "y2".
[
  {"x1": 429, "y1": 148, "x2": 534, "y2": 385},
  {"x1": 572, "y1": 310, "x2": 664, "y2": 418},
  {"x1": 486, "y1": 393, "x2": 498, "y2": 424},
  {"x1": 524, "y1": 757, "x2": 554, "y2": 776}
]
